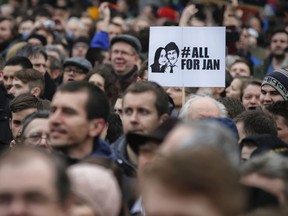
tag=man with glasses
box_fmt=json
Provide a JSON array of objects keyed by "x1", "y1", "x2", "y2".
[
  {"x1": 62, "y1": 56, "x2": 93, "y2": 83},
  {"x1": 110, "y1": 34, "x2": 141, "y2": 92},
  {"x1": 21, "y1": 110, "x2": 51, "y2": 150}
]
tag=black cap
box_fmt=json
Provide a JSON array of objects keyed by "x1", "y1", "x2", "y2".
[
  {"x1": 127, "y1": 117, "x2": 179, "y2": 155},
  {"x1": 110, "y1": 34, "x2": 142, "y2": 54}
]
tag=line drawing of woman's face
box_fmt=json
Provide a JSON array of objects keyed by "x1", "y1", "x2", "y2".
[{"x1": 159, "y1": 49, "x2": 168, "y2": 65}]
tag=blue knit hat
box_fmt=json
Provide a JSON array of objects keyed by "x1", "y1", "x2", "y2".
[{"x1": 261, "y1": 69, "x2": 288, "y2": 100}]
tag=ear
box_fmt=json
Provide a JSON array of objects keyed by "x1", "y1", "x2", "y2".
[
  {"x1": 88, "y1": 118, "x2": 106, "y2": 138},
  {"x1": 159, "y1": 113, "x2": 169, "y2": 124},
  {"x1": 9, "y1": 139, "x2": 16, "y2": 148},
  {"x1": 30, "y1": 87, "x2": 41, "y2": 97},
  {"x1": 0, "y1": 70, "x2": 3, "y2": 81}
]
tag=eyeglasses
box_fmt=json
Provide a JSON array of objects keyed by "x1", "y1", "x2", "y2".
[
  {"x1": 111, "y1": 50, "x2": 135, "y2": 57},
  {"x1": 23, "y1": 134, "x2": 51, "y2": 146},
  {"x1": 64, "y1": 67, "x2": 85, "y2": 74}
]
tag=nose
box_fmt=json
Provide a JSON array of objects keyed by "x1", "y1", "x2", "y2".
[
  {"x1": 8, "y1": 86, "x2": 15, "y2": 96},
  {"x1": 49, "y1": 109, "x2": 62, "y2": 124},
  {"x1": 9, "y1": 199, "x2": 26, "y2": 215},
  {"x1": 129, "y1": 111, "x2": 139, "y2": 123},
  {"x1": 166, "y1": 88, "x2": 172, "y2": 95},
  {"x1": 263, "y1": 93, "x2": 271, "y2": 102}
]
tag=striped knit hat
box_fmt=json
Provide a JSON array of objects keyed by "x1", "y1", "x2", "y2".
[{"x1": 261, "y1": 69, "x2": 288, "y2": 100}]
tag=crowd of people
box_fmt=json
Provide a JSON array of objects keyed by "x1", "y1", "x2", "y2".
[{"x1": 0, "y1": 0, "x2": 288, "y2": 215}]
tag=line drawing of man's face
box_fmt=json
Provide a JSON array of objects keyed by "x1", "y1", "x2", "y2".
[{"x1": 167, "y1": 49, "x2": 178, "y2": 65}]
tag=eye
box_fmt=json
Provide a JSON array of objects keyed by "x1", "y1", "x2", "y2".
[
  {"x1": 123, "y1": 108, "x2": 132, "y2": 116},
  {"x1": 139, "y1": 108, "x2": 149, "y2": 115}
]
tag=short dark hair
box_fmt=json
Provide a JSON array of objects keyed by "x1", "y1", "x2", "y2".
[
  {"x1": 5, "y1": 56, "x2": 33, "y2": 68},
  {"x1": 267, "y1": 101, "x2": 288, "y2": 126},
  {"x1": 123, "y1": 81, "x2": 169, "y2": 117},
  {"x1": 21, "y1": 110, "x2": 50, "y2": 138},
  {"x1": 10, "y1": 93, "x2": 43, "y2": 114},
  {"x1": 234, "y1": 110, "x2": 277, "y2": 136},
  {"x1": 57, "y1": 81, "x2": 110, "y2": 121},
  {"x1": 16, "y1": 44, "x2": 48, "y2": 61},
  {"x1": 0, "y1": 147, "x2": 71, "y2": 204},
  {"x1": 14, "y1": 69, "x2": 45, "y2": 95},
  {"x1": 165, "y1": 42, "x2": 180, "y2": 57}
]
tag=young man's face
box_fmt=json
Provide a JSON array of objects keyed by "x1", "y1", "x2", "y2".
[
  {"x1": 270, "y1": 32, "x2": 288, "y2": 57},
  {"x1": 260, "y1": 84, "x2": 284, "y2": 109},
  {"x1": 10, "y1": 108, "x2": 37, "y2": 140},
  {"x1": 8, "y1": 78, "x2": 30, "y2": 97},
  {"x1": 167, "y1": 49, "x2": 178, "y2": 65},
  {"x1": 29, "y1": 55, "x2": 47, "y2": 75},
  {"x1": 122, "y1": 91, "x2": 164, "y2": 135},
  {"x1": 49, "y1": 91, "x2": 98, "y2": 148},
  {"x1": 2, "y1": 65, "x2": 23, "y2": 91},
  {"x1": 274, "y1": 115, "x2": 288, "y2": 144}
]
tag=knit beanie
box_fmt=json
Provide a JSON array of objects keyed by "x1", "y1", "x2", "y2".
[{"x1": 261, "y1": 69, "x2": 288, "y2": 100}]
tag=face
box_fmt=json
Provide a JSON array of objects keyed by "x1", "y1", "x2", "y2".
[
  {"x1": 166, "y1": 87, "x2": 182, "y2": 107},
  {"x1": 111, "y1": 42, "x2": 138, "y2": 75},
  {"x1": 49, "y1": 91, "x2": 96, "y2": 148},
  {"x1": 158, "y1": 49, "x2": 167, "y2": 65},
  {"x1": 274, "y1": 115, "x2": 288, "y2": 145},
  {"x1": 241, "y1": 143, "x2": 257, "y2": 162},
  {"x1": 0, "y1": 157, "x2": 68, "y2": 216},
  {"x1": 72, "y1": 42, "x2": 89, "y2": 58},
  {"x1": 122, "y1": 91, "x2": 163, "y2": 135},
  {"x1": 242, "y1": 84, "x2": 261, "y2": 110},
  {"x1": 2, "y1": 65, "x2": 22, "y2": 91},
  {"x1": 63, "y1": 66, "x2": 86, "y2": 83},
  {"x1": 10, "y1": 108, "x2": 37, "y2": 140},
  {"x1": 0, "y1": 20, "x2": 13, "y2": 43},
  {"x1": 19, "y1": 20, "x2": 34, "y2": 35},
  {"x1": 188, "y1": 98, "x2": 221, "y2": 119},
  {"x1": 167, "y1": 49, "x2": 178, "y2": 65},
  {"x1": 230, "y1": 62, "x2": 250, "y2": 77},
  {"x1": 88, "y1": 74, "x2": 105, "y2": 91},
  {"x1": 114, "y1": 98, "x2": 123, "y2": 117},
  {"x1": 270, "y1": 32, "x2": 288, "y2": 56},
  {"x1": 29, "y1": 55, "x2": 47, "y2": 75},
  {"x1": 142, "y1": 179, "x2": 222, "y2": 216},
  {"x1": 108, "y1": 24, "x2": 122, "y2": 40},
  {"x1": 23, "y1": 118, "x2": 51, "y2": 149},
  {"x1": 260, "y1": 84, "x2": 284, "y2": 109},
  {"x1": 8, "y1": 78, "x2": 30, "y2": 97},
  {"x1": 226, "y1": 78, "x2": 242, "y2": 100}
]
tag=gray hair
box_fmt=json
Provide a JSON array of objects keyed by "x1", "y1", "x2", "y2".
[
  {"x1": 45, "y1": 45, "x2": 65, "y2": 63},
  {"x1": 179, "y1": 94, "x2": 227, "y2": 119},
  {"x1": 241, "y1": 153, "x2": 288, "y2": 201},
  {"x1": 177, "y1": 120, "x2": 240, "y2": 169}
]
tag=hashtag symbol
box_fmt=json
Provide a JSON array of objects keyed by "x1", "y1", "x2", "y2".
[{"x1": 181, "y1": 47, "x2": 191, "y2": 58}]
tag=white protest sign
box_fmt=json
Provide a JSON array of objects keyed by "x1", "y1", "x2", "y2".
[{"x1": 148, "y1": 26, "x2": 226, "y2": 87}]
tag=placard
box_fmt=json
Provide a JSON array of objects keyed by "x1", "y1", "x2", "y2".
[{"x1": 148, "y1": 26, "x2": 226, "y2": 87}]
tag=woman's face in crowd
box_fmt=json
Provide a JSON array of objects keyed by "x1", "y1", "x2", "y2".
[
  {"x1": 159, "y1": 49, "x2": 167, "y2": 65},
  {"x1": 88, "y1": 73, "x2": 105, "y2": 91},
  {"x1": 230, "y1": 62, "x2": 250, "y2": 78},
  {"x1": 226, "y1": 78, "x2": 242, "y2": 100},
  {"x1": 166, "y1": 87, "x2": 183, "y2": 108},
  {"x1": 242, "y1": 84, "x2": 261, "y2": 110}
]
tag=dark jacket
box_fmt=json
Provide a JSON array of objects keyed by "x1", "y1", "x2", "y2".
[
  {"x1": 64, "y1": 138, "x2": 115, "y2": 166},
  {"x1": 113, "y1": 66, "x2": 138, "y2": 92},
  {"x1": 112, "y1": 135, "x2": 138, "y2": 209},
  {"x1": 112, "y1": 135, "x2": 136, "y2": 177},
  {"x1": 43, "y1": 72, "x2": 57, "y2": 101},
  {"x1": 254, "y1": 56, "x2": 272, "y2": 79},
  {"x1": 0, "y1": 84, "x2": 12, "y2": 146}
]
